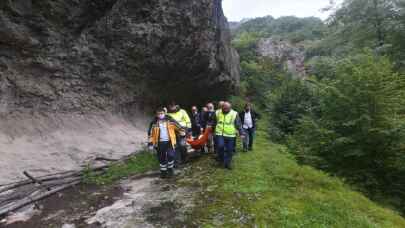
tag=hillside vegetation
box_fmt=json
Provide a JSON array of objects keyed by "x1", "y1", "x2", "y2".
[
  {"x1": 230, "y1": 0, "x2": 405, "y2": 214},
  {"x1": 183, "y1": 127, "x2": 405, "y2": 227}
]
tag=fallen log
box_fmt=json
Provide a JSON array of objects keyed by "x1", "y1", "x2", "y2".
[
  {"x1": 0, "y1": 165, "x2": 108, "y2": 194},
  {"x1": 0, "y1": 172, "x2": 80, "y2": 194},
  {"x1": 23, "y1": 171, "x2": 51, "y2": 191},
  {"x1": 0, "y1": 153, "x2": 139, "y2": 217},
  {"x1": 0, "y1": 177, "x2": 81, "y2": 206},
  {"x1": 0, "y1": 180, "x2": 81, "y2": 217},
  {"x1": 0, "y1": 170, "x2": 78, "y2": 188},
  {"x1": 95, "y1": 157, "x2": 119, "y2": 162}
]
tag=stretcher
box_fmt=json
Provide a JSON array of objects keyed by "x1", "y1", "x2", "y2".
[{"x1": 186, "y1": 127, "x2": 213, "y2": 150}]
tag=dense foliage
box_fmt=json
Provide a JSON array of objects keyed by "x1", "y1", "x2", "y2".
[
  {"x1": 289, "y1": 53, "x2": 405, "y2": 209},
  {"x1": 184, "y1": 126, "x2": 405, "y2": 227},
  {"x1": 310, "y1": 0, "x2": 405, "y2": 69},
  {"x1": 267, "y1": 79, "x2": 319, "y2": 142},
  {"x1": 231, "y1": 0, "x2": 405, "y2": 213}
]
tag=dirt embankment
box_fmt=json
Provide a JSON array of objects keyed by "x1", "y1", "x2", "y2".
[{"x1": 0, "y1": 113, "x2": 148, "y2": 185}]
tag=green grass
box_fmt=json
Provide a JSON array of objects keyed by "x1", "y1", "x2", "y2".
[
  {"x1": 83, "y1": 150, "x2": 158, "y2": 185},
  {"x1": 181, "y1": 129, "x2": 405, "y2": 227}
]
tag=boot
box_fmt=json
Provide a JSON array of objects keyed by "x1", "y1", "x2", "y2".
[
  {"x1": 225, "y1": 164, "x2": 232, "y2": 170},
  {"x1": 160, "y1": 171, "x2": 167, "y2": 179},
  {"x1": 167, "y1": 168, "x2": 174, "y2": 178},
  {"x1": 225, "y1": 162, "x2": 233, "y2": 170}
]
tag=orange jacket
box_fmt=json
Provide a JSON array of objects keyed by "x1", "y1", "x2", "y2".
[{"x1": 149, "y1": 119, "x2": 184, "y2": 149}]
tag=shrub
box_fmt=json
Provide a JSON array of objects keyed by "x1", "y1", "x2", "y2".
[
  {"x1": 267, "y1": 79, "x2": 319, "y2": 142},
  {"x1": 289, "y1": 52, "x2": 405, "y2": 210}
]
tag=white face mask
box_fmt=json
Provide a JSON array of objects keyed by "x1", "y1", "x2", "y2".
[{"x1": 158, "y1": 114, "x2": 165, "y2": 120}]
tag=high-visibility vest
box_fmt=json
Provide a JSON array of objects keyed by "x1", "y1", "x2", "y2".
[
  {"x1": 215, "y1": 110, "x2": 238, "y2": 137},
  {"x1": 168, "y1": 109, "x2": 191, "y2": 128}
]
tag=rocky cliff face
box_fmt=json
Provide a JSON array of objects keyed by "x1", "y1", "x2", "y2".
[
  {"x1": 0, "y1": 0, "x2": 239, "y2": 114},
  {"x1": 0, "y1": 0, "x2": 239, "y2": 183},
  {"x1": 257, "y1": 38, "x2": 306, "y2": 77}
]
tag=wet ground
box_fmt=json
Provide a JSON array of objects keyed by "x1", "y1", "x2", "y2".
[
  {"x1": 3, "y1": 183, "x2": 123, "y2": 228},
  {"x1": 2, "y1": 167, "x2": 198, "y2": 228}
]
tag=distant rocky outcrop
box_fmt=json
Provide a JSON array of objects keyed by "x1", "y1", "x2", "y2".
[
  {"x1": 229, "y1": 21, "x2": 241, "y2": 30},
  {"x1": 257, "y1": 38, "x2": 306, "y2": 77}
]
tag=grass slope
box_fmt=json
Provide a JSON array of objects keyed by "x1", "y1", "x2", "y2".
[
  {"x1": 83, "y1": 151, "x2": 158, "y2": 185},
  {"x1": 181, "y1": 129, "x2": 405, "y2": 227}
]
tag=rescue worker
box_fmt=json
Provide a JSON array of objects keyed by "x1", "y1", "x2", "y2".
[
  {"x1": 200, "y1": 107, "x2": 208, "y2": 130},
  {"x1": 216, "y1": 101, "x2": 225, "y2": 115},
  {"x1": 239, "y1": 103, "x2": 261, "y2": 152},
  {"x1": 202, "y1": 103, "x2": 216, "y2": 129},
  {"x1": 148, "y1": 108, "x2": 185, "y2": 178},
  {"x1": 213, "y1": 102, "x2": 244, "y2": 170},
  {"x1": 215, "y1": 101, "x2": 227, "y2": 152},
  {"x1": 203, "y1": 103, "x2": 216, "y2": 153},
  {"x1": 167, "y1": 103, "x2": 192, "y2": 165},
  {"x1": 190, "y1": 106, "x2": 203, "y2": 138}
]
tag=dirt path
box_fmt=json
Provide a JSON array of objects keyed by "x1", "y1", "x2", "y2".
[{"x1": 2, "y1": 169, "x2": 196, "y2": 228}]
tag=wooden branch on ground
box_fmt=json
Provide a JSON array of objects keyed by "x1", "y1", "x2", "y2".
[
  {"x1": 23, "y1": 171, "x2": 51, "y2": 191},
  {"x1": 0, "y1": 170, "x2": 78, "y2": 188},
  {"x1": 0, "y1": 172, "x2": 80, "y2": 194},
  {"x1": 0, "y1": 177, "x2": 82, "y2": 206},
  {"x1": 0, "y1": 165, "x2": 109, "y2": 194},
  {"x1": 95, "y1": 157, "x2": 119, "y2": 162},
  {"x1": 0, "y1": 152, "x2": 140, "y2": 217},
  {"x1": 0, "y1": 181, "x2": 81, "y2": 217}
]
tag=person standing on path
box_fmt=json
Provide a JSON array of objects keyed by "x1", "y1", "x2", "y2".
[
  {"x1": 202, "y1": 103, "x2": 216, "y2": 153},
  {"x1": 239, "y1": 103, "x2": 261, "y2": 152},
  {"x1": 148, "y1": 108, "x2": 185, "y2": 178},
  {"x1": 216, "y1": 101, "x2": 225, "y2": 116},
  {"x1": 213, "y1": 102, "x2": 244, "y2": 170},
  {"x1": 190, "y1": 106, "x2": 203, "y2": 138},
  {"x1": 167, "y1": 103, "x2": 191, "y2": 165}
]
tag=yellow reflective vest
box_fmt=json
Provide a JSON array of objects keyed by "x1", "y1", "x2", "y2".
[
  {"x1": 149, "y1": 120, "x2": 183, "y2": 149},
  {"x1": 168, "y1": 109, "x2": 192, "y2": 128},
  {"x1": 215, "y1": 110, "x2": 238, "y2": 137}
]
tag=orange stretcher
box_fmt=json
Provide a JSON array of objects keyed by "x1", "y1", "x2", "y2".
[{"x1": 186, "y1": 127, "x2": 213, "y2": 150}]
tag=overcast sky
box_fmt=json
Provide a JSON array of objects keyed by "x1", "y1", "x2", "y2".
[{"x1": 223, "y1": 0, "x2": 341, "y2": 21}]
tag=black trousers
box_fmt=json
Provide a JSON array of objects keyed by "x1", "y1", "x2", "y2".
[
  {"x1": 157, "y1": 141, "x2": 175, "y2": 172},
  {"x1": 243, "y1": 128, "x2": 255, "y2": 150},
  {"x1": 175, "y1": 136, "x2": 187, "y2": 164}
]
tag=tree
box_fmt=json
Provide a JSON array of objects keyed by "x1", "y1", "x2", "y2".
[
  {"x1": 267, "y1": 79, "x2": 319, "y2": 142},
  {"x1": 324, "y1": 0, "x2": 405, "y2": 67},
  {"x1": 231, "y1": 32, "x2": 260, "y2": 62},
  {"x1": 289, "y1": 52, "x2": 405, "y2": 209}
]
